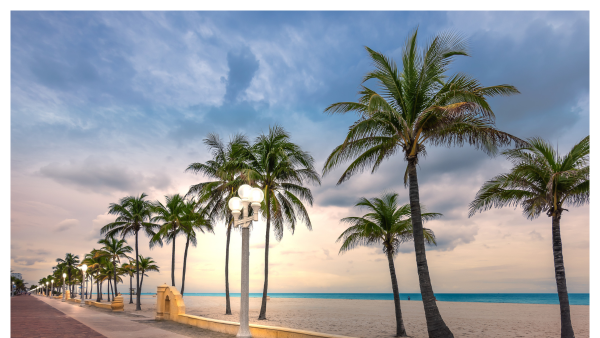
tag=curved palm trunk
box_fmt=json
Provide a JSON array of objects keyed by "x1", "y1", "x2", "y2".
[
  {"x1": 224, "y1": 222, "x2": 232, "y2": 315},
  {"x1": 129, "y1": 274, "x2": 133, "y2": 304},
  {"x1": 140, "y1": 272, "x2": 145, "y2": 305},
  {"x1": 258, "y1": 193, "x2": 271, "y2": 320},
  {"x1": 407, "y1": 160, "x2": 453, "y2": 338},
  {"x1": 135, "y1": 230, "x2": 141, "y2": 310},
  {"x1": 171, "y1": 235, "x2": 176, "y2": 286},
  {"x1": 99, "y1": 280, "x2": 103, "y2": 301},
  {"x1": 387, "y1": 250, "x2": 407, "y2": 337},
  {"x1": 113, "y1": 258, "x2": 118, "y2": 296},
  {"x1": 552, "y1": 214, "x2": 575, "y2": 338},
  {"x1": 181, "y1": 236, "x2": 190, "y2": 296},
  {"x1": 108, "y1": 279, "x2": 112, "y2": 302}
]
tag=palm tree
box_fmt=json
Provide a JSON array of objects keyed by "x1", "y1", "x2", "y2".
[
  {"x1": 82, "y1": 251, "x2": 104, "y2": 302},
  {"x1": 322, "y1": 29, "x2": 525, "y2": 338},
  {"x1": 186, "y1": 133, "x2": 249, "y2": 315},
  {"x1": 137, "y1": 255, "x2": 160, "y2": 303},
  {"x1": 122, "y1": 261, "x2": 136, "y2": 304},
  {"x1": 101, "y1": 193, "x2": 158, "y2": 310},
  {"x1": 95, "y1": 237, "x2": 133, "y2": 297},
  {"x1": 150, "y1": 194, "x2": 186, "y2": 287},
  {"x1": 56, "y1": 253, "x2": 80, "y2": 297},
  {"x1": 179, "y1": 199, "x2": 214, "y2": 296},
  {"x1": 337, "y1": 193, "x2": 438, "y2": 337},
  {"x1": 469, "y1": 136, "x2": 588, "y2": 338},
  {"x1": 240, "y1": 125, "x2": 321, "y2": 320}
]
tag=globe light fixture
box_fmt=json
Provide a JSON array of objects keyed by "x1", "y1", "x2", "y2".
[{"x1": 228, "y1": 196, "x2": 242, "y2": 219}]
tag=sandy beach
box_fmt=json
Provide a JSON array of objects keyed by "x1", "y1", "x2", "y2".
[{"x1": 120, "y1": 295, "x2": 589, "y2": 338}]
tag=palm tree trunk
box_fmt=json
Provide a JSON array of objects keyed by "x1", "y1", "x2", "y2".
[
  {"x1": 108, "y1": 279, "x2": 112, "y2": 302},
  {"x1": 113, "y1": 258, "x2": 118, "y2": 296},
  {"x1": 181, "y1": 235, "x2": 190, "y2": 296},
  {"x1": 99, "y1": 280, "x2": 103, "y2": 301},
  {"x1": 171, "y1": 235, "x2": 176, "y2": 286},
  {"x1": 225, "y1": 221, "x2": 232, "y2": 315},
  {"x1": 387, "y1": 250, "x2": 407, "y2": 337},
  {"x1": 140, "y1": 272, "x2": 145, "y2": 305},
  {"x1": 129, "y1": 274, "x2": 133, "y2": 304},
  {"x1": 552, "y1": 213, "x2": 575, "y2": 338},
  {"x1": 96, "y1": 276, "x2": 101, "y2": 302},
  {"x1": 258, "y1": 192, "x2": 271, "y2": 320},
  {"x1": 407, "y1": 159, "x2": 453, "y2": 338},
  {"x1": 135, "y1": 230, "x2": 141, "y2": 310}
]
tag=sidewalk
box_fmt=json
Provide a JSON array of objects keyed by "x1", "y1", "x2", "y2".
[
  {"x1": 28, "y1": 294, "x2": 234, "y2": 338},
  {"x1": 11, "y1": 295, "x2": 106, "y2": 338}
]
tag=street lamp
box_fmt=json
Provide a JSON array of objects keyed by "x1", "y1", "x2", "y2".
[
  {"x1": 62, "y1": 273, "x2": 67, "y2": 302},
  {"x1": 46, "y1": 281, "x2": 49, "y2": 297},
  {"x1": 50, "y1": 279, "x2": 54, "y2": 298},
  {"x1": 228, "y1": 184, "x2": 264, "y2": 338},
  {"x1": 11, "y1": 281, "x2": 14, "y2": 297},
  {"x1": 80, "y1": 264, "x2": 87, "y2": 307}
]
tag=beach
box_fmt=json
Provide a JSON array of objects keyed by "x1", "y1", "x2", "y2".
[{"x1": 122, "y1": 295, "x2": 589, "y2": 338}]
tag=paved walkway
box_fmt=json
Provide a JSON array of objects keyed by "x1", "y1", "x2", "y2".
[
  {"x1": 11, "y1": 295, "x2": 106, "y2": 338},
  {"x1": 22, "y1": 294, "x2": 233, "y2": 338}
]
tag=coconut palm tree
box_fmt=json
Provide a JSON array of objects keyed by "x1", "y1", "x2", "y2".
[
  {"x1": 95, "y1": 237, "x2": 133, "y2": 297},
  {"x1": 82, "y1": 251, "x2": 104, "y2": 302},
  {"x1": 150, "y1": 194, "x2": 186, "y2": 287},
  {"x1": 56, "y1": 253, "x2": 80, "y2": 297},
  {"x1": 179, "y1": 199, "x2": 214, "y2": 296},
  {"x1": 239, "y1": 125, "x2": 321, "y2": 320},
  {"x1": 101, "y1": 193, "x2": 158, "y2": 310},
  {"x1": 337, "y1": 193, "x2": 438, "y2": 337},
  {"x1": 469, "y1": 136, "x2": 589, "y2": 338},
  {"x1": 137, "y1": 255, "x2": 160, "y2": 304},
  {"x1": 122, "y1": 261, "x2": 136, "y2": 304},
  {"x1": 322, "y1": 29, "x2": 525, "y2": 338},
  {"x1": 186, "y1": 133, "x2": 249, "y2": 315}
]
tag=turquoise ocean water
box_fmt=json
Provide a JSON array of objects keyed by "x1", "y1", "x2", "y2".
[{"x1": 120, "y1": 292, "x2": 588, "y2": 305}]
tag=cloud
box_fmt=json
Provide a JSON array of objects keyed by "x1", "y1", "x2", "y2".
[
  {"x1": 528, "y1": 230, "x2": 543, "y2": 241},
  {"x1": 55, "y1": 219, "x2": 79, "y2": 232},
  {"x1": 37, "y1": 156, "x2": 171, "y2": 194},
  {"x1": 250, "y1": 242, "x2": 278, "y2": 250},
  {"x1": 224, "y1": 46, "x2": 260, "y2": 103}
]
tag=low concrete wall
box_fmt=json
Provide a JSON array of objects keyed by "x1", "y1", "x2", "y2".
[
  {"x1": 85, "y1": 300, "x2": 112, "y2": 310},
  {"x1": 155, "y1": 284, "x2": 354, "y2": 338}
]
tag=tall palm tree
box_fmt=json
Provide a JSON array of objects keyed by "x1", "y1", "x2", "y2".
[
  {"x1": 101, "y1": 193, "x2": 158, "y2": 310},
  {"x1": 150, "y1": 194, "x2": 186, "y2": 287},
  {"x1": 137, "y1": 255, "x2": 160, "y2": 304},
  {"x1": 186, "y1": 133, "x2": 249, "y2": 315},
  {"x1": 179, "y1": 199, "x2": 214, "y2": 296},
  {"x1": 82, "y1": 251, "x2": 104, "y2": 302},
  {"x1": 469, "y1": 136, "x2": 589, "y2": 338},
  {"x1": 56, "y1": 253, "x2": 80, "y2": 297},
  {"x1": 240, "y1": 125, "x2": 321, "y2": 320},
  {"x1": 337, "y1": 193, "x2": 438, "y2": 337},
  {"x1": 322, "y1": 29, "x2": 525, "y2": 338},
  {"x1": 122, "y1": 261, "x2": 136, "y2": 304},
  {"x1": 95, "y1": 237, "x2": 133, "y2": 297}
]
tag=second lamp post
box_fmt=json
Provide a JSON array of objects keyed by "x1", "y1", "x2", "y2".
[
  {"x1": 80, "y1": 264, "x2": 87, "y2": 307},
  {"x1": 228, "y1": 184, "x2": 264, "y2": 338}
]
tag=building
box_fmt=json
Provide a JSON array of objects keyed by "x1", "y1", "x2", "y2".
[{"x1": 11, "y1": 272, "x2": 22, "y2": 280}]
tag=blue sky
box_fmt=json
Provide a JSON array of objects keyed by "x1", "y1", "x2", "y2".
[{"x1": 11, "y1": 11, "x2": 589, "y2": 293}]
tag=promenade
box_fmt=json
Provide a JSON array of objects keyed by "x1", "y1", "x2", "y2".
[{"x1": 12, "y1": 294, "x2": 233, "y2": 338}]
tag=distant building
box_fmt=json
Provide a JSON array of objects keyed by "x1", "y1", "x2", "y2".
[{"x1": 11, "y1": 272, "x2": 22, "y2": 280}]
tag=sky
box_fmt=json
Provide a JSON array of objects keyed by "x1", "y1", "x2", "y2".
[{"x1": 10, "y1": 11, "x2": 590, "y2": 294}]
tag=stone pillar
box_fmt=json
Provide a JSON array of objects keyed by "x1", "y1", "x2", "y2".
[
  {"x1": 237, "y1": 225, "x2": 251, "y2": 338},
  {"x1": 111, "y1": 294, "x2": 124, "y2": 312},
  {"x1": 155, "y1": 284, "x2": 168, "y2": 320}
]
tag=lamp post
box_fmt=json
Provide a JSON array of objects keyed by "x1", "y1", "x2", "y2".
[
  {"x1": 11, "y1": 281, "x2": 14, "y2": 297},
  {"x1": 80, "y1": 264, "x2": 87, "y2": 307},
  {"x1": 62, "y1": 273, "x2": 67, "y2": 301},
  {"x1": 50, "y1": 279, "x2": 54, "y2": 298},
  {"x1": 46, "y1": 281, "x2": 49, "y2": 297},
  {"x1": 228, "y1": 184, "x2": 264, "y2": 338}
]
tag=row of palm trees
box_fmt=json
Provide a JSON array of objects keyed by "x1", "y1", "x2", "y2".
[
  {"x1": 322, "y1": 28, "x2": 588, "y2": 338},
  {"x1": 41, "y1": 246, "x2": 159, "y2": 304}
]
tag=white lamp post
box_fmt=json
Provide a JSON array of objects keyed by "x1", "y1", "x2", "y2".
[
  {"x1": 80, "y1": 264, "x2": 87, "y2": 306},
  {"x1": 229, "y1": 184, "x2": 264, "y2": 338},
  {"x1": 62, "y1": 273, "x2": 67, "y2": 302},
  {"x1": 50, "y1": 279, "x2": 54, "y2": 298},
  {"x1": 11, "y1": 281, "x2": 14, "y2": 297},
  {"x1": 46, "y1": 281, "x2": 49, "y2": 297}
]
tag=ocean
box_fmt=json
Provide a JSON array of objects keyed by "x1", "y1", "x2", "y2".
[{"x1": 123, "y1": 292, "x2": 589, "y2": 305}]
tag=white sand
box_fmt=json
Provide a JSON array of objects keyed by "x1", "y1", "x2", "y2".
[{"x1": 123, "y1": 295, "x2": 589, "y2": 338}]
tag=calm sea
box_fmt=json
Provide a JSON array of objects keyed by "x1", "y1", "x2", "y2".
[{"x1": 127, "y1": 292, "x2": 589, "y2": 305}]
